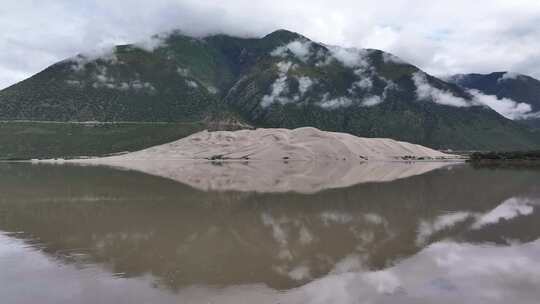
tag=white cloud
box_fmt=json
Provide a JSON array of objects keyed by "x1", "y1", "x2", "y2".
[
  {"x1": 260, "y1": 61, "x2": 295, "y2": 108},
  {"x1": 382, "y1": 52, "x2": 406, "y2": 65},
  {"x1": 469, "y1": 89, "x2": 535, "y2": 120},
  {"x1": 297, "y1": 76, "x2": 314, "y2": 95},
  {"x1": 351, "y1": 78, "x2": 373, "y2": 91},
  {"x1": 318, "y1": 96, "x2": 353, "y2": 110},
  {"x1": 361, "y1": 96, "x2": 382, "y2": 107},
  {"x1": 276, "y1": 61, "x2": 293, "y2": 74},
  {"x1": 69, "y1": 46, "x2": 119, "y2": 72},
  {"x1": 499, "y1": 71, "x2": 521, "y2": 82},
  {"x1": 327, "y1": 46, "x2": 370, "y2": 69},
  {"x1": 412, "y1": 72, "x2": 472, "y2": 107},
  {"x1": 133, "y1": 33, "x2": 168, "y2": 52},
  {"x1": 2, "y1": 1, "x2": 540, "y2": 90},
  {"x1": 271, "y1": 40, "x2": 312, "y2": 62},
  {"x1": 185, "y1": 80, "x2": 199, "y2": 88},
  {"x1": 318, "y1": 78, "x2": 391, "y2": 109},
  {"x1": 87, "y1": 66, "x2": 155, "y2": 92}
]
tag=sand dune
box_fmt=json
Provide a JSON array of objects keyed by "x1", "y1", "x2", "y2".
[
  {"x1": 51, "y1": 127, "x2": 461, "y2": 193},
  {"x1": 92, "y1": 127, "x2": 457, "y2": 162}
]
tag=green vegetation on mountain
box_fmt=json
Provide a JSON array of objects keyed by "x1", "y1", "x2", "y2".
[{"x1": 1, "y1": 29, "x2": 539, "y2": 157}]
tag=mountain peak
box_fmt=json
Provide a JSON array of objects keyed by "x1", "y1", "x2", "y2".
[{"x1": 263, "y1": 29, "x2": 306, "y2": 42}]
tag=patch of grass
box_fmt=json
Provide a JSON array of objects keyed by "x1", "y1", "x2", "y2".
[{"x1": 0, "y1": 121, "x2": 206, "y2": 160}]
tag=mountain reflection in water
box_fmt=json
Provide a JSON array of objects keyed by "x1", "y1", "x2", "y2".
[{"x1": 0, "y1": 162, "x2": 539, "y2": 304}]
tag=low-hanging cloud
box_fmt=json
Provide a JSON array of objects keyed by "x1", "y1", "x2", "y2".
[
  {"x1": 297, "y1": 76, "x2": 314, "y2": 95},
  {"x1": 261, "y1": 61, "x2": 295, "y2": 108},
  {"x1": 498, "y1": 71, "x2": 522, "y2": 82},
  {"x1": 133, "y1": 32, "x2": 170, "y2": 52},
  {"x1": 327, "y1": 46, "x2": 370, "y2": 69},
  {"x1": 412, "y1": 72, "x2": 471, "y2": 107},
  {"x1": 318, "y1": 96, "x2": 353, "y2": 110},
  {"x1": 468, "y1": 89, "x2": 537, "y2": 120},
  {"x1": 271, "y1": 40, "x2": 313, "y2": 63},
  {"x1": 413, "y1": 72, "x2": 540, "y2": 118}
]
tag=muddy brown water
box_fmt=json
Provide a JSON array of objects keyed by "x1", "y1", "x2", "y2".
[{"x1": 1, "y1": 162, "x2": 539, "y2": 304}]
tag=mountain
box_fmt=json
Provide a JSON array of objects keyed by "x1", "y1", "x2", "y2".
[
  {"x1": 448, "y1": 72, "x2": 540, "y2": 128},
  {"x1": 1, "y1": 29, "x2": 539, "y2": 151}
]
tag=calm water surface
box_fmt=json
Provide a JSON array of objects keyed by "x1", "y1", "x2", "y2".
[{"x1": 1, "y1": 162, "x2": 539, "y2": 303}]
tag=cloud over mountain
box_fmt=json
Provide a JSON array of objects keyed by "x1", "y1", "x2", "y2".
[{"x1": 1, "y1": 1, "x2": 540, "y2": 89}]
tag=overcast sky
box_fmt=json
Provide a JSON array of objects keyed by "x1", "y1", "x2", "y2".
[{"x1": 1, "y1": 0, "x2": 539, "y2": 89}]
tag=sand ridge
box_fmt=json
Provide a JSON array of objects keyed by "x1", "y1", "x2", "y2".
[
  {"x1": 93, "y1": 127, "x2": 457, "y2": 161},
  {"x1": 55, "y1": 127, "x2": 462, "y2": 193}
]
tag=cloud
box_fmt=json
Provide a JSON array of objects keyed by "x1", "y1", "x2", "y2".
[
  {"x1": 361, "y1": 96, "x2": 382, "y2": 107},
  {"x1": 297, "y1": 76, "x2": 314, "y2": 95},
  {"x1": 260, "y1": 61, "x2": 295, "y2": 108},
  {"x1": 327, "y1": 46, "x2": 370, "y2": 69},
  {"x1": 351, "y1": 78, "x2": 373, "y2": 91},
  {"x1": 318, "y1": 96, "x2": 353, "y2": 110},
  {"x1": 68, "y1": 46, "x2": 119, "y2": 72},
  {"x1": 468, "y1": 89, "x2": 536, "y2": 120},
  {"x1": 498, "y1": 71, "x2": 522, "y2": 82},
  {"x1": 412, "y1": 72, "x2": 472, "y2": 107},
  {"x1": 133, "y1": 33, "x2": 169, "y2": 52},
  {"x1": 382, "y1": 52, "x2": 406, "y2": 65},
  {"x1": 271, "y1": 40, "x2": 312, "y2": 62},
  {"x1": 317, "y1": 78, "x2": 392, "y2": 109},
  {"x1": 185, "y1": 80, "x2": 199, "y2": 88},
  {"x1": 2, "y1": 1, "x2": 540, "y2": 91},
  {"x1": 75, "y1": 65, "x2": 156, "y2": 92}
]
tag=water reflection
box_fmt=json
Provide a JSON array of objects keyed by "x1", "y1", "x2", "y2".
[
  {"x1": 0, "y1": 162, "x2": 539, "y2": 303},
  {"x1": 69, "y1": 159, "x2": 456, "y2": 193}
]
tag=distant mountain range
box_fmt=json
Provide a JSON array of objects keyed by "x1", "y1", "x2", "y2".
[
  {"x1": 1, "y1": 29, "x2": 539, "y2": 150},
  {"x1": 447, "y1": 72, "x2": 540, "y2": 128}
]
